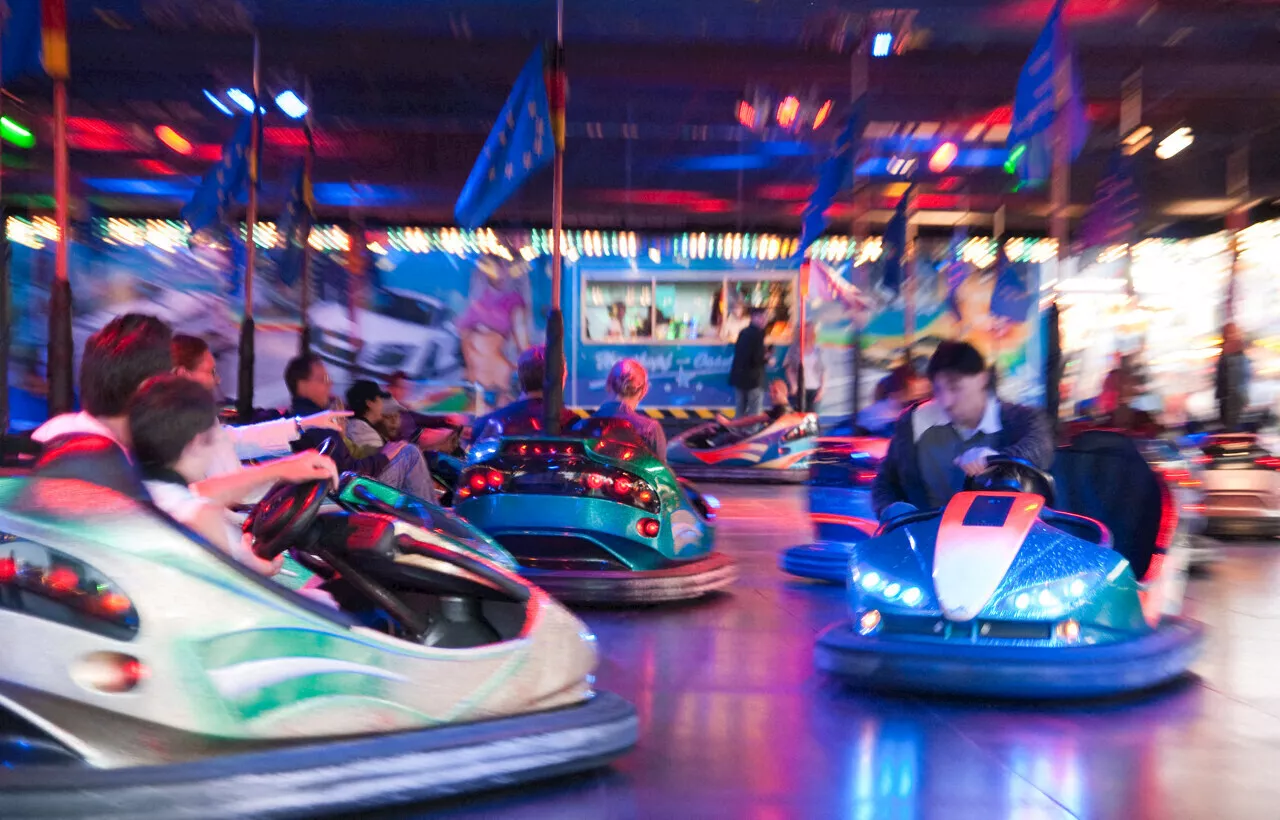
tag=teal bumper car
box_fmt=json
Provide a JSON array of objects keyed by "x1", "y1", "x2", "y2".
[
  {"x1": 455, "y1": 418, "x2": 734, "y2": 605},
  {"x1": 816, "y1": 431, "x2": 1205, "y2": 699},
  {"x1": 0, "y1": 435, "x2": 637, "y2": 817}
]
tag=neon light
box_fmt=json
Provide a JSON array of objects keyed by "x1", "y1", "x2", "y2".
[
  {"x1": 154, "y1": 125, "x2": 193, "y2": 155},
  {"x1": 928, "y1": 141, "x2": 958, "y2": 173},
  {"x1": 812, "y1": 100, "x2": 833, "y2": 130},
  {"x1": 203, "y1": 89, "x2": 233, "y2": 116},
  {"x1": 275, "y1": 90, "x2": 309, "y2": 119},
  {"x1": 226, "y1": 88, "x2": 255, "y2": 113},
  {"x1": 0, "y1": 117, "x2": 34, "y2": 149},
  {"x1": 1004, "y1": 143, "x2": 1026, "y2": 175},
  {"x1": 872, "y1": 32, "x2": 893, "y2": 57},
  {"x1": 776, "y1": 96, "x2": 800, "y2": 129},
  {"x1": 736, "y1": 100, "x2": 756, "y2": 129}
]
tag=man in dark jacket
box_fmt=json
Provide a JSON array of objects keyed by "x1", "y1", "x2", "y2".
[
  {"x1": 1215, "y1": 322, "x2": 1250, "y2": 431},
  {"x1": 471, "y1": 345, "x2": 576, "y2": 440},
  {"x1": 871, "y1": 341, "x2": 1053, "y2": 520},
  {"x1": 728, "y1": 308, "x2": 770, "y2": 418},
  {"x1": 285, "y1": 354, "x2": 434, "y2": 499}
]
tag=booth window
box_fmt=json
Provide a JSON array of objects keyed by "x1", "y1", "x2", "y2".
[
  {"x1": 583, "y1": 281, "x2": 654, "y2": 341},
  {"x1": 725, "y1": 279, "x2": 794, "y2": 344},
  {"x1": 653, "y1": 281, "x2": 723, "y2": 341}
]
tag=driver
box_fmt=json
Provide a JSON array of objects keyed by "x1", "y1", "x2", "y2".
[
  {"x1": 129, "y1": 375, "x2": 338, "y2": 578},
  {"x1": 871, "y1": 341, "x2": 1052, "y2": 521},
  {"x1": 715, "y1": 379, "x2": 793, "y2": 435},
  {"x1": 593, "y1": 358, "x2": 668, "y2": 462},
  {"x1": 470, "y1": 345, "x2": 575, "y2": 440}
]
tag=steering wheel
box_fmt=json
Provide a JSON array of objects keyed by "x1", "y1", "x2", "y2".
[
  {"x1": 249, "y1": 440, "x2": 335, "y2": 561},
  {"x1": 963, "y1": 455, "x2": 1056, "y2": 507}
]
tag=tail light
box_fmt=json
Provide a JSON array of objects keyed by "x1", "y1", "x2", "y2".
[
  {"x1": 1257, "y1": 456, "x2": 1280, "y2": 469},
  {"x1": 72, "y1": 652, "x2": 148, "y2": 693},
  {"x1": 460, "y1": 456, "x2": 660, "y2": 514},
  {"x1": 0, "y1": 543, "x2": 139, "y2": 639},
  {"x1": 461, "y1": 468, "x2": 508, "y2": 497},
  {"x1": 637, "y1": 518, "x2": 662, "y2": 538},
  {"x1": 1159, "y1": 468, "x2": 1201, "y2": 488}
]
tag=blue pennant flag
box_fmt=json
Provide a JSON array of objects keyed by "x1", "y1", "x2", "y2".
[
  {"x1": 454, "y1": 48, "x2": 553, "y2": 229},
  {"x1": 274, "y1": 160, "x2": 315, "y2": 287},
  {"x1": 1008, "y1": 0, "x2": 1088, "y2": 186},
  {"x1": 990, "y1": 250, "x2": 1035, "y2": 321},
  {"x1": 182, "y1": 117, "x2": 253, "y2": 234},
  {"x1": 1079, "y1": 149, "x2": 1140, "y2": 249},
  {"x1": 2, "y1": 1, "x2": 44, "y2": 84},
  {"x1": 881, "y1": 186, "x2": 913, "y2": 295},
  {"x1": 943, "y1": 229, "x2": 970, "y2": 319},
  {"x1": 794, "y1": 101, "x2": 864, "y2": 261},
  {"x1": 226, "y1": 224, "x2": 247, "y2": 299}
]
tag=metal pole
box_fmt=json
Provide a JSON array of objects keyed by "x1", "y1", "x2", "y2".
[
  {"x1": 47, "y1": 78, "x2": 72, "y2": 416},
  {"x1": 236, "y1": 32, "x2": 260, "y2": 420},
  {"x1": 796, "y1": 263, "x2": 807, "y2": 411},
  {"x1": 542, "y1": 0, "x2": 567, "y2": 433},
  {"x1": 0, "y1": 9, "x2": 8, "y2": 434},
  {"x1": 299, "y1": 76, "x2": 314, "y2": 354},
  {"x1": 848, "y1": 41, "x2": 869, "y2": 422},
  {"x1": 902, "y1": 183, "x2": 917, "y2": 367},
  {"x1": 1048, "y1": 15, "x2": 1071, "y2": 436}
]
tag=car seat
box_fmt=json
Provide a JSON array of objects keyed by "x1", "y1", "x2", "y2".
[{"x1": 32, "y1": 434, "x2": 151, "y2": 504}]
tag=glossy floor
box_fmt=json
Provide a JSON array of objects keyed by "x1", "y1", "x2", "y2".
[{"x1": 377, "y1": 485, "x2": 1280, "y2": 820}]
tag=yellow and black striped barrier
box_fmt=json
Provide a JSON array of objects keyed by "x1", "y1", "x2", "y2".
[{"x1": 569, "y1": 407, "x2": 733, "y2": 420}]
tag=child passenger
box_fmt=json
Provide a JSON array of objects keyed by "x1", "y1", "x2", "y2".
[{"x1": 129, "y1": 375, "x2": 338, "y2": 579}]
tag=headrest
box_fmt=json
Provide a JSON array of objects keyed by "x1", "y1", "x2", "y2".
[
  {"x1": 570, "y1": 415, "x2": 644, "y2": 444},
  {"x1": 32, "y1": 434, "x2": 151, "y2": 504},
  {"x1": 1060, "y1": 428, "x2": 1147, "y2": 457}
]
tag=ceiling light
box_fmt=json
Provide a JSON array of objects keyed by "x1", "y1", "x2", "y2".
[
  {"x1": 1155, "y1": 127, "x2": 1193, "y2": 160},
  {"x1": 226, "y1": 88, "x2": 255, "y2": 113},
  {"x1": 872, "y1": 32, "x2": 893, "y2": 57},
  {"x1": 776, "y1": 96, "x2": 800, "y2": 129},
  {"x1": 154, "y1": 125, "x2": 192, "y2": 155},
  {"x1": 0, "y1": 117, "x2": 35, "y2": 149},
  {"x1": 274, "y1": 90, "x2": 308, "y2": 119},
  {"x1": 812, "y1": 100, "x2": 833, "y2": 130},
  {"x1": 203, "y1": 89, "x2": 233, "y2": 117},
  {"x1": 928, "y1": 141, "x2": 958, "y2": 173}
]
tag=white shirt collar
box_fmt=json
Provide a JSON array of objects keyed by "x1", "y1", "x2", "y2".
[
  {"x1": 31, "y1": 411, "x2": 121, "y2": 446},
  {"x1": 912, "y1": 397, "x2": 1001, "y2": 442}
]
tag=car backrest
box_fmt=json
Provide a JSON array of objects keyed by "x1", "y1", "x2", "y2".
[
  {"x1": 1050, "y1": 429, "x2": 1165, "y2": 580},
  {"x1": 569, "y1": 416, "x2": 651, "y2": 453},
  {"x1": 32, "y1": 433, "x2": 152, "y2": 504}
]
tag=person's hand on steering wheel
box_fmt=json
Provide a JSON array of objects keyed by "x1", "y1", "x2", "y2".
[
  {"x1": 267, "y1": 450, "x2": 340, "y2": 488},
  {"x1": 955, "y1": 446, "x2": 999, "y2": 478}
]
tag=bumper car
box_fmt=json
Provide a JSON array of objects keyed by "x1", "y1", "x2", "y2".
[
  {"x1": 666, "y1": 412, "x2": 820, "y2": 483},
  {"x1": 1192, "y1": 433, "x2": 1280, "y2": 538},
  {"x1": 778, "y1": 435, "x2": 888, "y2": 582},
  {"x1": 815, "y1": 431, "x2": 1205, "y2": 699},
  {"x1": 0, "y1": 435, "x2": 637, "y2": 818},
  {"x1": 455, "y1": 418, "x2": 734, "y2": 605}
]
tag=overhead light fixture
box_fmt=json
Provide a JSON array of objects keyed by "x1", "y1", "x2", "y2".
[
  {"x1": 812, "y1": 100, "x2": 833, "y2": 130},
  {"x1": 776, "y1": 96, "x2": 800, "y2": 129},
  {"x1": 153, "y1": 125, "x2": 193, "y2": 155},
  {"x1": 872, "y1": 32, "x2": 893, "y2": 57},
  {"x1": 0, "y1": 116, "x2": 35, "y2": 149},
  {"x1": 736, "y1": 100, "x2": 757, "y2": 129},
  {"x1": 274, "y1": 89, "x2": 308, "y2": 119},
  {"x1": 929, "y1": 141, "x2": 958, "y2": 173},
  {"x1": 1156, "y1": 127, "x2": 1193, "y2": 160},
  {"x1": 225, "y1": 88, "x2": 256, "y2": 113},
  {"x1": 203, "y1": 89, "x2": 233, "y2": 117}
]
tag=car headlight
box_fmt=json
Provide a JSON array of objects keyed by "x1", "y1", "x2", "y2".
[
  {"x1": 995, "y1": 571, "x2": 1104, "y2": 618},
  {"x1": 851, "y1": 565, "x2": 930, "y2": 609}
]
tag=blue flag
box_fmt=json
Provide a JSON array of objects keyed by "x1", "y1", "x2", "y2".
[
  {"x1": 274, "y1": 160, "x2": 315, "y2": 287},
  {"x1": 1009, "y1": 0, "x2": 1088, "y2": 186},
  {"x1": 225, "y1": 224, "x2": 247, "y2": 299},
  {"x1": 943, "y1": 229, "x2": 970, "y2": 319},
  {"x1": 2, "y1": 1, "x2": 44, "y2": 84},
  {"x1": 881, "y1": 186, "x2": 913, "y2": 295},
  {"x1": 454, "y1": 49, "x2": 553, "y2": 229},
  {"x1": 990, "y1": 251, "x2": 1035, "y2": 321},
  {"x1": 182, "y1": 117, "x2": 253, "y2": 234},
  {"x1": 794, "y1": 102, "x2": 864, "y2": 261},
  {"x1": 1079, "y1": 149, "x2": 1140, "y2": 249}
]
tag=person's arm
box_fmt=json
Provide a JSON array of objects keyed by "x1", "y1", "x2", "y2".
[
  {"x1": 193, "y1": 450, "x2": 340, "y2": 507},
  {"x1": 715, "y1": 411, "x2": 768, "y2": 429},
  {"x1": 296, "y1": 429, "x2": 390, "y2": 478},
  {"x1": 870, "y1": 417, "x2": 913, "y2": 517},
  {"x1": 226, "y1": 409, "x2": 352, "y2": 461},
  {"x1": 996, "y1": 403, "x2": 1054, "y2": 469}
]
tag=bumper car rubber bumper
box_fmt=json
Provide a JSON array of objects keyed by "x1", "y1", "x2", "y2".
[
  {"x1": 779, "y1": 542, "x2": 852, "y2": 583},
  {"x1": 668, "y1": 463, "x2": 808, "y2": 484},
  {"x1": 814, "y1": 616, "x2": 1205, "y2": 699},
  {"x1": 0, "y1": 692, "x2": 638, "y2": 820},
  {"x1": 522, "y1": 552, "x2": 737, "y2": 605}
]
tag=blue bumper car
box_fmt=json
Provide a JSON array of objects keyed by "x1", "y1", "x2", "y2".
[
  {"x1": 779, "y1": 435, "x2": 887, "y2": 582},
  {"x1": 667, "y1": 412, "x2": 820, "y2": 483},
  {"x1": 816, "y1": 431, "x2": 1205, "y2": 699}
]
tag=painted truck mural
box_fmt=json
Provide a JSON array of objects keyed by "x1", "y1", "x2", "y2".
[{"x1": 4, "y1": 220, "x2": 1047, "y2": 428}]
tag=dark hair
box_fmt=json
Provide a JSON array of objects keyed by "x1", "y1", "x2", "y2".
[
  {"x1": 749, "y1": 307, "x2": 768, "y2": 319},
  {"x1": 171, "y1": 334, "x2": 210, "y2": 371},
  {"x1": 80, "y1": 313, "x2": 174, "y2": 417},
  {"x1": 881, "y1": 364, "x2": 914, "y2": 398},
  {"x1": 346, "y1": 379, "x2": 388, "y2": 418},
  {"x1": 926, "y1": 340, "x2": 987, "y2": 381},
  {"x1": 516, "y1": 345, "x2": 547, "y2": 394},
  {"x1": 128, "y1": 375, "x2": 217, "y2": 469},
  {"x1": 285, "y1": 353, "x2": 322, "y2": 397}
]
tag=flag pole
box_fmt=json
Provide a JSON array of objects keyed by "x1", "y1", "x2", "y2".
[
  {"x1": 0, "y1": 5, "x2": 9, "y2": 435},
  {"x1": 48, "y1": 82, "x2": 72, "y2": 416},
  {"x1": 1047, "y1": 15, "x2": 1071, "y2": 435},
  {"x1": 848, "y1": 40, "x2": 869, "y2": 423},
  {"x1": 542, "y1": 0, "x2": 567, "y2": 434},
  {"x1": 299, "y1": 76, "x2": 315, "y2": 354},
  {"x1": 237, "y1": 31, "x2": 261, "y2": 420}
]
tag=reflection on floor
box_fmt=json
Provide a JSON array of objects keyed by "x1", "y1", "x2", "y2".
[{"x1": 375, "y1": 485, "x2": 1280, "y2": 820}]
